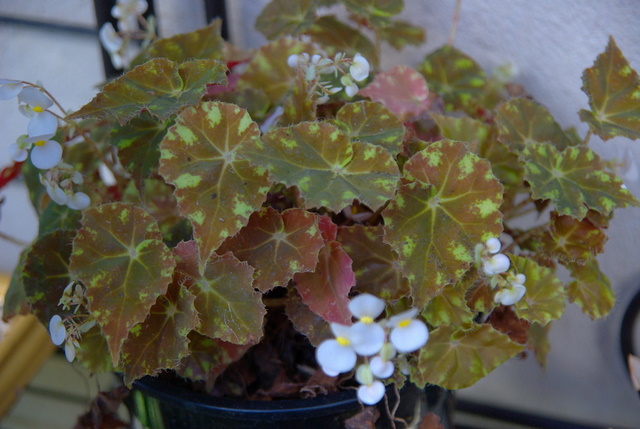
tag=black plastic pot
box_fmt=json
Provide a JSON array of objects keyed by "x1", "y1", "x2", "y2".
[{"x1": 129, "y1": 375, "x2": 453, "y2": 429}]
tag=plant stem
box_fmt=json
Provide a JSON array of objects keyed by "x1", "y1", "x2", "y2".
[
  {"x1": 448, "y1": 0, "x2": 463, "y2": 45},
  {"x1": 582, "y1": 129, "x2": 593, "y2": 146},
  {"x1": 502, "y1": 223, "x2": 549, "y2": 253},
  {"x1": 0, "y1": 230, "x2": 29, "y2": 247}
]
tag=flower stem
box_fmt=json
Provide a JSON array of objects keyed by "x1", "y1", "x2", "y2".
[{"x1": 448, "y1": 0, "x2": 463, "y2": 46}]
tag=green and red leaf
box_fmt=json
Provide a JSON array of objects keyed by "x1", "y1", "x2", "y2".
[
  {"x1": 419, "y1": 45, "x2": 487, "y2": 112},
  {"x1": 522, "y1": 142, "x2": 639, "y2": 219},
  {"x1": 177, "y1": 332, "x2": 253, "y2": 386},
  {"x1": 337, "y1": 225, "x2": 409, "y2": 301},
  {"x1": 334, "y1": 101, "x2": 405, "y2": 154},
  {"x1": 285, "y1": 293, "x2": 332, "y2": 346},
  {"x1": 510, "y1": 255, "x2": 566, "y2": 325},
  {"x1": 252, "y1": 122, "x2": 400, "y2": 211},
  {"x1": 304, "y1": 16, "x2": 377, "y2": 65},
  {"x1": 567, "y1": 259, "x2": 615, "y2": 320},
  {"x1": 237, "y1": 38, "x2": 316, "y2": 105},
  {"x1": 495, "y1": 98, "x2": 573, "y2": 152},
  {"x1": 579, "y1": 36, "x2": 640, "y2": 141},
  {"x1": 23, "y1": 230, "x2": 75, "y2": 325},
  {"x1": 342, "y1": 0, "x2": 404, "y2": 27},
  {"x1": 111, "y1": 112, "x2": 172, "y2": 187},
  {"x1": 69, "y1": 59, "x2": 227, "y2": 125},
  {"x1": 120, "y1": 283, "x2": 199, "y2": 385},
  {"x1": 133, "y1": 20, "x2": 225, "y2": 65},
  {"x1": 173, "y1": 241, "x2": 265, "y2": 345},
  {"x1": 159, "y1": 101, "x2": 271, "y2": 266},
  {"x1": 422, "y1": 283, "x2": 475, "y2": 326},
  {"x1": 255, "y1": 0, "x2": 317, "y2": 40},
  {"x1": 541, "y1": 211, "x2": 608, "y2": 264},
  {"x1": 359, "y1": 65, "x2": 431, "y2": 121},
  {"x1": 217, "y1": 208, "x2": 325, "y2": 292},
  {"x1": 382, "y1": 139, "x2": 503, "y2": 308},
  {"x1": 69, "y1": 203, "x2": 176, "y2": 364},
  {"x1": 411, "y1": 324, "x2": 525, "y2": 390}
]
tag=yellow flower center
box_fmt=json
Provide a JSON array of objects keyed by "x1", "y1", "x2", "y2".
[
  {"x1": 33, "y1": 106, "x2": 45, "y2": 113},
  {"x1": 34, "y1": 140, "x2": 46, "y2": 147},
  {"x1": 360, "y1": 316, "x2": 374, "y2": 324},
  {"x1": 336, "y1": 336, "x2": 350, "y2": 346},
  {"x1": 398, "y1": 319, "x2": 411, "y2": 328}
]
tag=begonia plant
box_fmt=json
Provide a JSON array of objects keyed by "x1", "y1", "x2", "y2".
[{"x1": 2, "y1": 0, "x2": 640, "y2": 421}]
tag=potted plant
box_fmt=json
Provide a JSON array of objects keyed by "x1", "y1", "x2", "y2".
[{"x1": 2, "y1": 0, "x2": 639, "y2": 427}]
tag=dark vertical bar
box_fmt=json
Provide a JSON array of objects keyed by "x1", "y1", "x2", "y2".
[
  {"x1": 93, "y1": 0, "x2": 119, "y2": 79},
  {"x1": 92, "y1": 0, "x2": 157, "y2": 79},
  {"x1": 203, "y1": 0, "x2": 229, "y2": 40}
]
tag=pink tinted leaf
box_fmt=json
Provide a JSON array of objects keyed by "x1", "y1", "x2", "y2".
[
  {"x1": 295, "y1": 241, "x2": 355, "y2": 324},
  {"x1": 359, "y1": 65, "x2": 431, "y2": 121}
]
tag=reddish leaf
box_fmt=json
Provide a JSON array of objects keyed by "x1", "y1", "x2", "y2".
[
  {"x1": 359, "y1": 65, "x2": 431, "y2": 121},
  {"x1": 120, "y1": 283, "x2": 199, "y2": 385},
  {"x1": 217, "y1": 208, "x2": 325, "y2": 292},
  {"x1": 285, "y1": 292, "x2": 332, "y2": 346},
  {"x1": 295, "y1": 241, "x2": 355, "y2": 324},
  {"x1": 337, "y1": 225, "x2": 410, "y2": 301},
  {"x1": 177, "y1": 332, "x2": 252, "y2": 388},
  {"x1": 383, "y1": 140, "x2": 503, "y2": 308},
  {"x1": 174, "y1": 241, "x2": 266, "y2": 345},
  {"x1": 159, "y1": 101, "x2": 271, "y2": 266},
  {"x1": 69, "y1": 203, "x2": 176, "y2": 364},
  {"x1": 488, "y1": 306, "x2": 530, "y2": 345},
  {"x1": 23, "y1": 230, "x2": 74, "y2": 325}
]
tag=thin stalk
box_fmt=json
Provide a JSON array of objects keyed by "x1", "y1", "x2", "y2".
[
  {"x1": 0, "y1": 230, "x2": 29, "y2": 247},
  {"x1": 448, "y1": 0, "x2": 463, "y2": 45},
  {"x1": 501, "y1": 223, "x2": 549, "y2": 253},
  {"x1": 582, "y1": 129, "x2": 593, "y2": 146}
]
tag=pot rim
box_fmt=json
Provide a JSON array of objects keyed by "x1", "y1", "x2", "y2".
[{"x1": 132, "y1": 375, "x2": 361, "y2": 419}]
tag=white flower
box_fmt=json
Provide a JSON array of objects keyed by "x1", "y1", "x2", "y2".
[
  {"x1": 287, "y1": 54, "x2": 300, "y2": 68},
  {"x1": 49, "y1": 315, "x2": 66, "y2": 346},
  {"x1": 45, "y1": 181, "x2": 69, "y2": 205},
  {"x1": 64, "y1": 339, "x2": 77, "y2": 362},
  {"x1": 348, "y1": 293, "x2": 385, "y2": 321},
  {"x1": 0, "y1": 78, "x2": 24, "y2": 100},
  {"x1": 349, "y1": 53, "x2": 370, "y2": 82},
  {"x1": 483, "y1": 253, "x2": 510, "y2": 275},
  {"x1": 8, "y1": 135, "x2": 29, "y2": 162},
  {"x1": 99, "y1": 22, "x2": 123, "y2": 53},
  {"x1": 355, "y1": 364, "x2": 386, "y2": 404},
  {"x1": 388, "y1": 308, "x2": 429, "y2": 353},
  {"x1": 494, "y1": 284, "x2": 526, "y2": 306},
  {"x1": 348, "y1": 294, "x2": 386, "y2": 356},
  {"x1": 30, "y1": 139, "x2": 62, "y2": 170},
  {"x1": 316, "y1": 323, "x2": 357, "y2": 376},
  {"x1": 340, "y1": 75, "x2": 359, "y2": 97},
  {"x1": 357, "y1": 381, "x2": 385, "y2": 405},
  {"x1": 67, "y1": 192, "x2": 91, "y2": 210},
  {"x1": 485, "y1": 237, "x2": 502, "y2": 254},
  {"x1": 370, "y1": 356, "x2": 394, "y2": 378},
  {"x1": 111, "y1": 0, "x2": 148, "y2": 22},
  {"x1": 17, "y1": 87, "x2": 58, "y2": 138}
]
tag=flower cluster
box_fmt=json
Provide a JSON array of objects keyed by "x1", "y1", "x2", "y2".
[
  {"x1": 477, "y1": 238, "x2": 527, "y2": 306},
  {"x1": 0, "y1": 80, "x2": 90, "y2": 210},
  {"x1": 1, "y1": 81, "x2": 62, "y2": 170},
  {"x1": 316, "y1": 294, "x2": 429, "y2": 405},
  {"x1": 287, "y1": 52, "x2": 370, "y2": 104},
  {"x1": 48, "y1": 281, "x2": 96, "y2": 362},
  {"x1": 98, "y1": 0, "x2": 155, "y2": 69}
]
